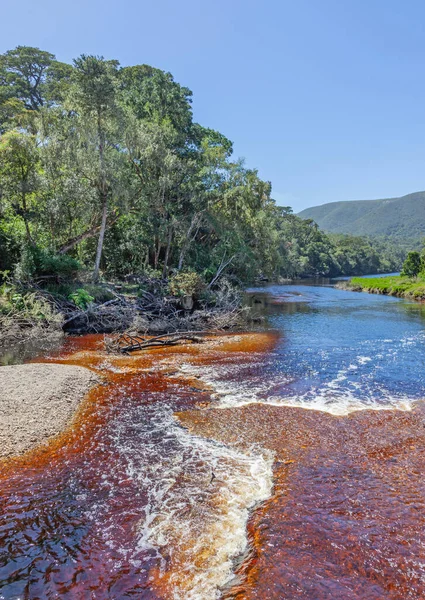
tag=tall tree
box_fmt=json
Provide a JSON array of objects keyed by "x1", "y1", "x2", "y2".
[
  {"x1": 0, "y1": 46, "x2": 55, "y2": 110},
  {"x1": 70, "y1": 55, "x2": 121, "y2": 281},
  {"x1": 119, "y1": 65, "x2": 193, "y2": 139}
]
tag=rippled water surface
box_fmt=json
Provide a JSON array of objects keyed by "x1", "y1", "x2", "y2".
[
  {"x1": 2, "y1": 284, "x2": 425, "y2": 599},
  {"x1": 242, "y1": 283, "x2": 425, "y2": 413}
]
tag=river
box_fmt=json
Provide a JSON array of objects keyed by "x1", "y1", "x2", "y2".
[{"x1": 1, "y1": 282, "x2": 425, "y2": 599}]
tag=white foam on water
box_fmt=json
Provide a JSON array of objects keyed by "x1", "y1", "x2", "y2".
[
  {"x1": 179, "y1": 356, "x2": 416, "y2": 417},
  {"x1": 252, "y1": 392, "x2": 414, "y2": 416},
  {"x1": 113, "y1": 403, "x2": 273, "y2": 600},
  {"x1": 357, "y1": 356, "x2": 372, "y2": 365}
]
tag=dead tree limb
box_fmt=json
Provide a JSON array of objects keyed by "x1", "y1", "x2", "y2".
[
  {"x1": 108, "y1": 330, "x2": 213, "y2": 354},
  {"x1": 207, "y1": 252, "x2": 237, "y2": 289}
]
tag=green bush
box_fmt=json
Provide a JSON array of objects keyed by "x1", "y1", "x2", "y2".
[
  {"x1": 68, "y1": 288, "x2": 95, "y2": 309},
  {"x1": 168, "y1": 271, "x2": 205, "y2": 298},
  {"x1": 0, "y1": 282, "x2": 63, "y2": 326},
  {"x1": 15, "y1": 245, "x2": 80, "y2": 281},
  {"x1": 83, "y1": 284, "x2": 114, "y2": 303},
  {"x1": 401, "y1": 251, "x2": 421, "y2": 278},
  {"x1": 14, "y1": 246, "x2": 37, "y2": 281},
  {"x1": 39, "y1": 253, "x2": 80, "y2": 279}
]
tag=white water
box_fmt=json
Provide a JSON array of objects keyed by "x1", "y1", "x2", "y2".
[
  {"x1": 179, "y1": 351, "x2": 416, "y2": 417},
  {"x1": 113, "y1": 402, "x2": 273, "y2": 599},
  {"x1": 111, "y1": 284, "x2": 425, "y2": 598}
]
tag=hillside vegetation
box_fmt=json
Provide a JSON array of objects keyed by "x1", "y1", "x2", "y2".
[{"x1": 298, "y1": 191, "x2": 425, "y2": 242}]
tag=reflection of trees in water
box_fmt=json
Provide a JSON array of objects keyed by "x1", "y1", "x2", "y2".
[
  {"x1": 0, "y1": 336, "x2": 62, "y2": 365},
  {"x1": 245, "y1": 292, "x2": 313, "y2": 316},
  {"x1": 401, "y1": 301, "x2": 425, "y2": 323}
]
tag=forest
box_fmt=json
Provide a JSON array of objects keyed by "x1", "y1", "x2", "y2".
[{"x1": 0, "y1": 46, "x2": 406, "y2": 296}]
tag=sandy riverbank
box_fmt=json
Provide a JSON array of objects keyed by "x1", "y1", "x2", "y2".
[{"x1": 0, "y1": 363, "x2": 99, "y2": 458}]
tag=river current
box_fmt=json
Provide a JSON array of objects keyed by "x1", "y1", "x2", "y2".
[
  {"x1": 199, "y1": 282, "x2": 425, "y2": 415},
  {"x1": 1, "y1": 282, "x2": 425, "y2": 599}
]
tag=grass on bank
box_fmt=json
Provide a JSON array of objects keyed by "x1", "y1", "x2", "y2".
[{"x1": 349, "y1": 275, "x2": 425, "y2": 300}]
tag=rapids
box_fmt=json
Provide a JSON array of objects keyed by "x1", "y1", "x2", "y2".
[{"x1": 2, "y1": 282, "x2": 425, "y2": 599}]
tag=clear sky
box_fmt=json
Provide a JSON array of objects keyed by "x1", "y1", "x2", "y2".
[{"x1": 2, "y1": 0, "x2": 425, "y2": 212}]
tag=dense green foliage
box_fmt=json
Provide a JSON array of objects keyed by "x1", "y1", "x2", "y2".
[
  {"x1": 401, "y1": 251, "x2": 422, "y2": 277},
  {"x1": 299, "y1": 191, "x2": 425, "y2": 243},
  {"x1": 0, "y1": 46, "x2": 409, "y2": 287}
]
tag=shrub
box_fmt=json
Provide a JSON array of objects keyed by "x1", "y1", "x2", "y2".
[
  {"x1": 68, "y1": 288, "x2": 95, "y2": 309},
  {"x1": 0, "y1": 282, "x2": 63, "y2": 327},
  {"x1": 14, "y1": 245, "x2": 37, "y2": 281},
  {"x1": 401, "y1": 251, "x2": 421, "y2": 278},
  {"x1": 168, "y1": 271, "x2": 205, "y2": 298},
  {"x1": 15, "y1": 245, "x2": 80, "y2": 281},
  {"x1": 83, "y1": 284, "x2": 114, "y2": 303},
  {"x1": 39, "y1": 253, "x2": 80, "y2": 279}
]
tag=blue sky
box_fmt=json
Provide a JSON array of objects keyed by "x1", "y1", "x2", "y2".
[{"x1": 2, "y1": 0, "x2": 425, "y2": 211}]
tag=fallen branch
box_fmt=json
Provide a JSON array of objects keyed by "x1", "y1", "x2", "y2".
[{"x1": 107, "y1": 330, "x2": 211, "y2": 354}]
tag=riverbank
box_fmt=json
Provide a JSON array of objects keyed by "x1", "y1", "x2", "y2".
[
  {"x1": 0, "y1": 363, "x2": 99, "y2": 458},
  {"x1": 0, "y1": 332, "x2": 278, "y2": 600},
  {"x1": 338, "y1": 274, "x2": 425, "y2": 300},
  {"x1": 0, "y1": 276, "x2": 251, "y2": 346}
]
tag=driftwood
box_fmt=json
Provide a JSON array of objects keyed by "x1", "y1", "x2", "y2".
[
  {"x1": 107, "y1": 331, "x2": 208, "y2": 354},
  {"x1": 3, "y1": 277, "x2": 249, "y2": 339}
]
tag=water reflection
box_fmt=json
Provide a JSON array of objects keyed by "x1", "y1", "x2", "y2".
[{"x1": 0, "y1": 334, "x2": 63, "y2": 365}]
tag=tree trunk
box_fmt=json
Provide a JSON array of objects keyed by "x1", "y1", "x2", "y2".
[
  {"x1": 178, "y1": 212, "x2": 202, "y2": 271},
  {"x1": 92, "y1": 194, "x2": 107, "y2": 282},
  {"x1": 162, "y1": 225, "x2": 173, "y2": 278},
  {"x1": 59, "y1": 214, "x2": 119, "y2": 255},
  {"x1": 92, "y1": 109, "x2": 108, "y2": 283},
  {"x1": 154, "y1": 237, "x2": 161, "y2": 270},
  {"x1": 23, "y1": 218, "x2": 33, "y2": 244},
  {"x1": 207, "y1": 253, "x2": 236, "y2": 289},
  {"x1": 21, "y1": 193, "x2": 34, "y2": 246},
  {"x1": 60, "y1": 223, "x2": 101, "y2": 254}
]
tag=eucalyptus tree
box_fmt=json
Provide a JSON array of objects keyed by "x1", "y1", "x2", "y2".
[{"x1": 69, "y1": 55, "x2": 125, "y2": 281}]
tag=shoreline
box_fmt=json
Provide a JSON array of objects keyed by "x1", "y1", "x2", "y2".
[
  {"x1": 0, "y1": 363, "x2": 99, "y2": 458},
  {"x1": 337, "y1": 275, "x2": 425, "y2": 301}
]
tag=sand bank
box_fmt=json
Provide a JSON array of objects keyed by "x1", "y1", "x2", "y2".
[{"x1": 0, "y1": 363, "x2": 99, "y2": 458}]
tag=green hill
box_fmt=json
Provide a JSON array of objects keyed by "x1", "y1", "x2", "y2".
[{"x1": 298, "y1": 191, "x2": 425, "y2": 241}]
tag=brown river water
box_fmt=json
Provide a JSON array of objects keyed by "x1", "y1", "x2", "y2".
[{"x1": 2, "y1": 282, "x2": 425, "y2": 599}]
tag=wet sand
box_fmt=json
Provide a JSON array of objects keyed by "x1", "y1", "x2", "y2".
[{"x1": 0, "y1": 363, "x2": 99, "y2": 457}]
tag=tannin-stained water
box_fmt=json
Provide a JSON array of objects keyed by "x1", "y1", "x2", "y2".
[
  {"x1": 0, "y1": 333, "x2": 275, "y2": 600},
  {"x1": 2, "y1": 284, "x2": 425, "y2": 599}
]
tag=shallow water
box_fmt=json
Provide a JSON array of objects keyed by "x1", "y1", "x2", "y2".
[
  {"x1": 241, "y1": 283, "x2": 425, "y2": 414},
  {"x1": 0, "y1": 334, "x2": 275, "y2": 599},
  {"x1": 1, "y1": 284, "x2": 425, "y2": 599}
]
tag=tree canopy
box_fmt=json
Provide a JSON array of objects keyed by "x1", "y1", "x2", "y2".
[{"x1": 0, "y1": 46, "x2": 406, "y2": 285}]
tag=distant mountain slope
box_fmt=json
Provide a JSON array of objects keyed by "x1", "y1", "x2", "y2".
[{"x1": 298, "y1": 191, "x2": 425, "y2": 240}]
